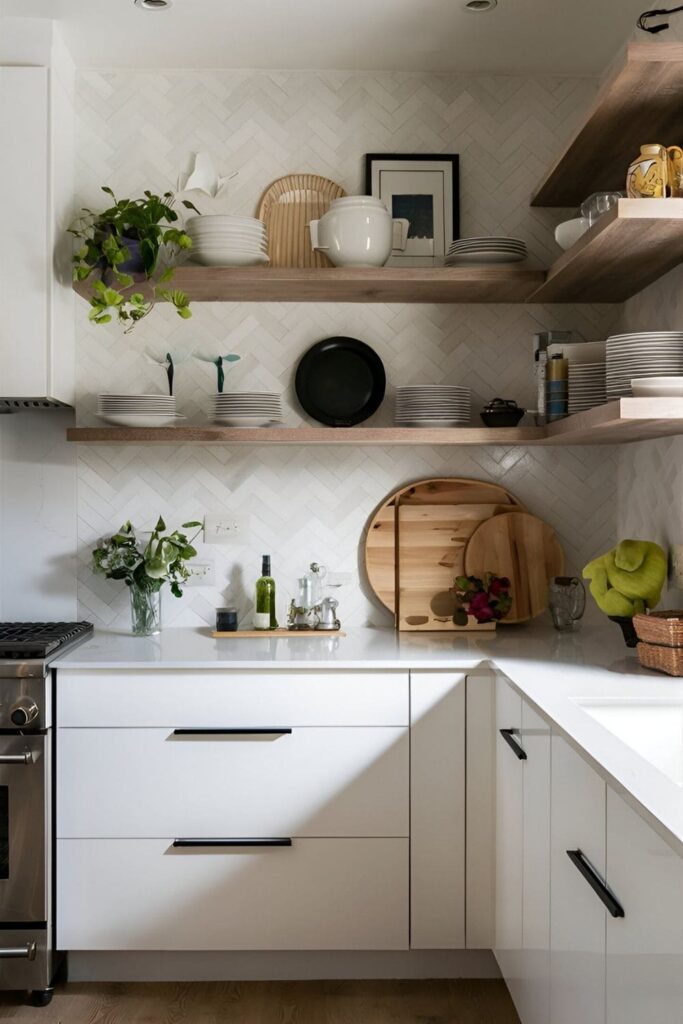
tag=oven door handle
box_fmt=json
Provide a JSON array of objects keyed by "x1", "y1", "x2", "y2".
[
  {"x1": 0, "y1": 752, "x2": 33, "y2": 765},
  {"x1": 0, "y1": 941, "x2": 36, "y2": 960}
]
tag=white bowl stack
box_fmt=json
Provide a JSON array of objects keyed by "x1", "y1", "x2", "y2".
[
  {"x1": 97, "y1": 394, "x2": 180, "y2": 427},
  {"x1": 445, "y1": 237, "x2": 528, "y2": 265},
  {"x1": 213, "y1": 392, "x2": 283, "y2": 427},
  {"x1": 606, "y1": 332, "x2": 683, "y2": 398},
  {"x1": 185, "y1": 215, "x2": 269, "y2": 267},
  {"x1": 568, "y1": 363, "x2": 607, "y2": 414},
  {"x1": 395, "y1": 385, "x2": 471, "y2": 427}
]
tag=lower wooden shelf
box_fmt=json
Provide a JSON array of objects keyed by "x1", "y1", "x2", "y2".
[{"x1": 66, "y1": 399, "x2": 683, "y2": 446}]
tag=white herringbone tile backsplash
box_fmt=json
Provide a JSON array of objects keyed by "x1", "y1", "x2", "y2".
[{"x1": 74, "y1": 68, "x2": 620, "y2": 628}]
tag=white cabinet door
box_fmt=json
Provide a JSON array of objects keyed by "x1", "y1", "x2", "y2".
[
  {"x1": 410, "y1": 672, "x2": 465, "y2": 948},
  {"x1": 0, "y1": 67, "x2": 49, "y2": 398},
  {"x1": 518, "y1": 701, "x2": 551, "y2": 1024},
  {"x1": 550, "y1": 734, "x2": 606, "y2": 1024},
  {"x1": 606, "y1": 788, "x2": 683, "y2": 1024},
  {"x1": 58, "y1": 837, "x2": 409, "y2": 951},
  {"x1": 494, "y1": 675, "x2": 524, "y2": 998}
]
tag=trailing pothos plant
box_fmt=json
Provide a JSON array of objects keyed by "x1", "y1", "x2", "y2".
[
  {"x1": 92, "y1": 517, "x2": 203, "y2": 598},
  {"x1": 69, "y1": 187, "x2": 199, "y2": 332}
]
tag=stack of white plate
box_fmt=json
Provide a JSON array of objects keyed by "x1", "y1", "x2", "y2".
[
  {"x1": 395, "y1": 385, "x2": 471, "y2": 427},
  {"x1": 568, "y1": 363, "x2": 607, "y2": 414},
  {"x1": 97, "y1": 394, "x2": 181, "y2": 428},
  {"x1": 606, "y1": 332, "x2": 683, "y2": 398},
  {"x1": 185, "y1": 215, "x2": 269, "y2": 267},
  {"x1": 213, "y1": 392, "x2": 283, "y2": 427},
  {"x1": 445, "y1": 237, "x2": 528, "y2": 265}
]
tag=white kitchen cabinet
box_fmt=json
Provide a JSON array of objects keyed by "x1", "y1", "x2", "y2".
[
  {"x1": 494, "y1": 675, "x2": 524, "y2": 998},
  {"x1": 57, "y1": 837, "x2": 409, "y2": 951},
  {"x1": 410, "y1": 672, "x2": 465, "y2": 949},
  {"x1": 518, "y1": 700, "x2": 551, "y2": 1024},
  {"x1": 58, "y1": 726, "x2": 409, "y2": 839},
  {"x1": 605, "y1": 788, "x2": 683, "y2": 1024},
  {"x1": 550, "y1": 734, "x2": 607, "y2": 1024},
  {"x1": 0, "y1": 65, "x2": 74, "y2": 403}
]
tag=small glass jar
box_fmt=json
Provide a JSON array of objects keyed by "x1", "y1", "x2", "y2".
[
  {"x1": 549, "y1": 576, "x2": 586, "y2": 632},
  {"x1": 216, "y1": 607, "x2": 238, "y2": 632}
]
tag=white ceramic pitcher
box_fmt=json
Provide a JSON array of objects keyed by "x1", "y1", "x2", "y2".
[{"x1": 309, "y1": 196, "x2": 409, "y2": 267}]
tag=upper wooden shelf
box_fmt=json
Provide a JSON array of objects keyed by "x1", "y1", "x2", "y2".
[
  {"x1": 74, "y1": 265, "x2": 545, "y2": 304},
  {"x1": 532, "y1": 42, "x2": 683, "y2": 207},
  {"x1": 528, "y1": 198, "x2": 683, "y2": 303},
  {"x1": 66, "y1": 399, "x2": 683, "y2": 447}
]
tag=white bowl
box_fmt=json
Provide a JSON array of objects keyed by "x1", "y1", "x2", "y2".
[
  {"x1": 630, "y1": 376, "x2": 683, "y2": 397},
  {"x1": 554, "y1": 217, "x2": 589, "y2": 251}
]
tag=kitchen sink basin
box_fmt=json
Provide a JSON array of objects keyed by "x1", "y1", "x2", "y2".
[{"x1": 575, "y1": 700, "x2": 683, "y2": 788}]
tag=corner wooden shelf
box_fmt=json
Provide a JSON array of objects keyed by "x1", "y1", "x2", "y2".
[
  {"x1": 532, "y1": 42, "x2": 683, "y2": 207},
  {"x1": 73, "y1": 265, "x2": 545, "y2": 304},
  {"x1": 528, "y1": 198, "x2": 683, "y2": 303},
  {"x1": 65, "y1": 399, "x2": 683, "y2": 447}
]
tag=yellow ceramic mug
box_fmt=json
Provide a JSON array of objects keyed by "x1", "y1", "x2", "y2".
[{"x1": 626, "y1": 143, "x2": 683, "y2": 197}]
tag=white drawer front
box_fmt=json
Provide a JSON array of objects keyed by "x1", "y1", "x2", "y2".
[
  {"x1": 57, "y1": 670, "x2": 408, "y2": 727},
  {"x1": 57, "y1": 727, "x2": 409, "y2": 838},
  {"x1": 57, "y1": 838, "x2": 409, "y2": 950}
]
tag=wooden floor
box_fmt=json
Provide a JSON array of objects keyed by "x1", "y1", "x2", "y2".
[{"x1": 0, "y1": 980, "x2": 520, "y2": 1023}]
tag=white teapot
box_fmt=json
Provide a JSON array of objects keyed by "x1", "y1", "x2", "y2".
[{"x1": 309, "y1": 196, "x2": 409, "y2": 268}]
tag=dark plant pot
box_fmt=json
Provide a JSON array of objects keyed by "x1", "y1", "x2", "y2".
[
  {"x1": 608, "y1": 615, "x2": 638, "y2": 648},
  {"x1": 101, "y1": 235, "x2": 148, "y2": 285}
]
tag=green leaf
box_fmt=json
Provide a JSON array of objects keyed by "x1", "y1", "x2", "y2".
[
  {"x1": 101, "y1": 186, "x2": 116, "y2": 198},
  {"x1": 181, "y1": 199, "x2": 201, "y2": 214},
  {"x1": 157, "y1": 267, "x2": 174, "y2": 283},
  {"x1": 182, "y1": 521, "x2": 202, "y2": 528},
  {"x1": 176, "y1": 307, "x2": 192, "y2": 319}
]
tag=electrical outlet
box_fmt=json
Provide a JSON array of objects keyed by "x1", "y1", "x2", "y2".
[
  {"x1": 326, "y1": 571, "x2": 354, "y2": 587},
  {"x1": 203, "y1": 513, "x2": 250, "y2": 544},
  {"x1": 186, "y1": 561, "x2": 215, "y2": 587},
  {"x1": 670, "y1": 545, "x2": 683, "y2": 588}
]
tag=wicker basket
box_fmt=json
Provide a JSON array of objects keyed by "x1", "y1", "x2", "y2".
[
  {"x1": 637, "y1": 641, "x2": 683, "y2": 677},
  {"x1": 633, "y1": 610, "x2": 683, "y2": 648}
]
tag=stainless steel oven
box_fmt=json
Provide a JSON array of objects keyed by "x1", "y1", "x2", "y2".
[{"x1": 0, "y1": 622, "x2": 93, "y2": 1007}]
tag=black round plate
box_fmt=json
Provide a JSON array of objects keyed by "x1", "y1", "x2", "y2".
[{"x1": 295, "y1": 337, "x2": 386, "y2": 427}]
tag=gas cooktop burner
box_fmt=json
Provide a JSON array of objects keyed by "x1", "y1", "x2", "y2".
[{"x1": 0, "y1": 621, "x2": 94, "y2": 660}]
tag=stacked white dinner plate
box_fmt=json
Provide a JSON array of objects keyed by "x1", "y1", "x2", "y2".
[
  {"x1": 445, "y1": 237, "x2": 528, "y2": 265},
  {"x1": 97, "y1": 394, "x2": 181, "y2": 428},
  {"x1": 213, "y1": 392, "x2": 283, "y2": 427},
  {"x1": 568, "y1": 363, "x2": 607, "y2": 414},
  {"x1": 394, "y1": 385, "x2": 471, "y2": 427},
  {"x1": 606, "y1": 332, "x2": 683, "y2": 398},
  {"x1": 185, "y1": 215, "x2": 269, "y2": 268}
]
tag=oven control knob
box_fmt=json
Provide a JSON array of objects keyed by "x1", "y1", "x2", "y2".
[{"x1": 10, "y1": 699, "x2": 39, "y2": 727}]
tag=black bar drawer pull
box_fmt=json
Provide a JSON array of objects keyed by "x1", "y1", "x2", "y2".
[
  {"x1": 172, "y1": 728, "x2": 292, "y2": 736},
  {"x1": 567, "y1": 849, "x2": 625, "y2": 918},
  {"x1": 499, "y1": 728, "x2": 527, "y2": 760},
  {"x1": 173, "y1": 838, "x2": 292, "y2": 848}
]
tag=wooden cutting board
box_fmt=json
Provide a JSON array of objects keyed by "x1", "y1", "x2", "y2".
[
  {"x1": 464, "y1": 511, "x2": 565, "y2": 623},
  {"x1": 397, "y1": 504, "x2": 515, "y2": 631},
  {"x1": 257, "y1": 174, "x2": 346, "y2": 268},
  {"x1": 364, "y1": 477, "x2": 525, "y2": 615}
]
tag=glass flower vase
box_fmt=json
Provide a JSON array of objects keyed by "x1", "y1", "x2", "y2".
[{"x1": 129, "y1": 583, "x2": 162, "y2": 636}]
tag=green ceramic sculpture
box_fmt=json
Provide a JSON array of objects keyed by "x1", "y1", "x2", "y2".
[{"x1": 582, "y1": 539, "x2": 668, "y2": 618}]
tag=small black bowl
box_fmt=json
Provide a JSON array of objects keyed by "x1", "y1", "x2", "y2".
[{"x1": 480, "y1": 407, "x2": 525, "y2": 428}]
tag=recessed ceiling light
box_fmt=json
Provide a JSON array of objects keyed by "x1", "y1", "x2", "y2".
[
  {"x1": 465, "y1": 0, "x2": 498, "y2": 10},
  {"x1": 133, "y1": 0, "x2": 173, "y2": 10}
]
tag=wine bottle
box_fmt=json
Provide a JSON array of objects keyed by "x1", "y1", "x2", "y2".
[{"x1": 254, "y1": 555, "x2": 278, "y2": 630}]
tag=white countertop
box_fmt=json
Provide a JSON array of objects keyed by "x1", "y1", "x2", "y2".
[{"x1": 54, "y1": 619, "x2": 683, "y2": 854}]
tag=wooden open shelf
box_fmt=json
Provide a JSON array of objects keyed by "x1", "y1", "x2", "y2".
[
  {"x1": 529, "y1": 198, "x2": 683, "y2": 303},
  {"x1": 532, "y1": 42, "x2": 683, "y2": 207},
  {"x1": 66, "y1": 399, "x2": 683, "y2": 447},
  {"x1": 73, "y1": 265, "x2": 545, "y2": 304}
]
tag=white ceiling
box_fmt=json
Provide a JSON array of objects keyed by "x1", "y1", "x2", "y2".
[{"x1": 2, "y1": 0, "x2": 651, "y2": 76}]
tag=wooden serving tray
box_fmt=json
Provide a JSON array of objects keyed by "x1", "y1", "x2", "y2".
[{"x1": 212, "y1": 629, "x2": 347, "y2": 639}]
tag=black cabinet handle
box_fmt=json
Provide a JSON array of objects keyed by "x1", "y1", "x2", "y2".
[
  {"x1": 172, "y1": 728, "x2": 292, "y2": 736},
  {"x1": 173, "y1": 838, "x2": 292, "y2": 848},
  {"x1": 567, "y1": 849, "x2": 624, "y2": 918},
  {"x1": 499, "y1": 728, "x2": 527, "y2": 760}
]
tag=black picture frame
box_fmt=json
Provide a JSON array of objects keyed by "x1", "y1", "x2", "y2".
[{"x1": 364, "y1": 153, "x2": 460, "y2": 262}]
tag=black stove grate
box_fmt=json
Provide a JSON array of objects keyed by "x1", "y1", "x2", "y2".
[{"x1": 0, "y1": 621, "x2": 94, "y2": 660}]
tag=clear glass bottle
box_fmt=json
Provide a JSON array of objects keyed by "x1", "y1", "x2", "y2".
[{"x1": 254, "y1": 555, "x2": 278, "y2": 630}]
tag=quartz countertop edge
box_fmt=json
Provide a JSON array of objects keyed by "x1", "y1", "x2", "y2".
[{"x1": 53, "y1": 621, "x2": 683, "y2": 856}]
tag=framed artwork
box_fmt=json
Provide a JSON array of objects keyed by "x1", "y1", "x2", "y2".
[{"x1": 364, "y1": 154, "x2": 460, "y2": 267}]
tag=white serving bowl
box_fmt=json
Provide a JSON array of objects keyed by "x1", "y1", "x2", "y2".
[
  {"x1": 554, "y1": 217, "x2": 589, "y2": 251},
  {"x1": 630, "y1": 376, "x2": 683, "y2": 397}
]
